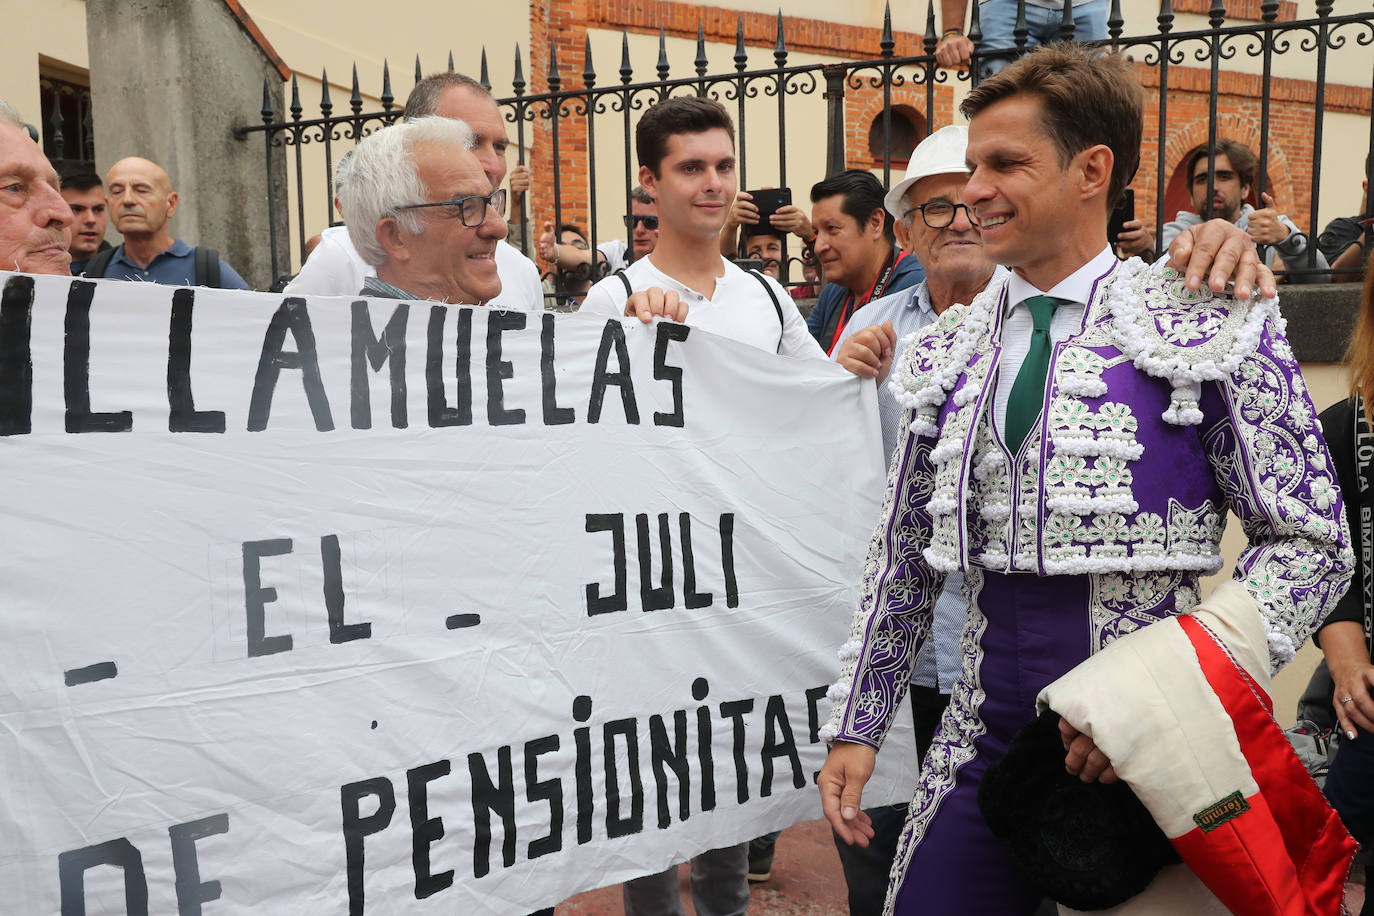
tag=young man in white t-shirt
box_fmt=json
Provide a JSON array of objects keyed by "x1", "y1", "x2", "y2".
[
  {"x1": 577, "y1": 94, "x2": 820, "y2": 916},
  {"x1": 578, "y1": 96, "x2": 821, "y2": 361}
]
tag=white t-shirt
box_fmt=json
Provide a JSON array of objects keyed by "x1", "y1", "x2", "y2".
[
  {"x1": 596, "y1": 239, "x2": 631, "y2": 273},
  {"x1": 283, "y1": 226, "x2": 367, "y2": 297},
  {"x1": 579, "y1": 254, "x2": 823, "y2": 359},
  {"x1": 284, "y1": 225, "x2": 544, "y2": 310}
]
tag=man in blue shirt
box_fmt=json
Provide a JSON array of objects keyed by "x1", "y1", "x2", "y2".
[
  {"x1": 88, "y1": 156, "x2": 249, "y2": 289},
  {"x1": 806, "y1": 169, "x2": 924, "y2": 354}
]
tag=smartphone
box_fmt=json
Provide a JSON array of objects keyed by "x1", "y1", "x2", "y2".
[
  {"x1": 1108, "y1": 188, "x2": 1135, "y2": 244},
  {"x1": 747, "y1": 188, "x2": 792, "y2": 224}
]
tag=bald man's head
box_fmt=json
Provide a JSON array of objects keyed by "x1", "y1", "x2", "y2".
[{"x1": 106, "y1": 156, "x2": 177, "y2": 241}]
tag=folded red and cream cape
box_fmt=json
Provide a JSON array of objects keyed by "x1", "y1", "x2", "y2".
[{"x1": 1039, "y1": 581, "x2": 1356, "y2": 916}]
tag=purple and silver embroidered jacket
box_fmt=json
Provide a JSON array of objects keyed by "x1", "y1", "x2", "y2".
[{"x1": 823, "y1": 259, "x2": 1353, "y2": 749}]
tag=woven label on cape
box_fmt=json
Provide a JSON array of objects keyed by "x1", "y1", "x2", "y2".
[{"x1": 1193, "y1": 791, "x2": 1250, "y2": 832}]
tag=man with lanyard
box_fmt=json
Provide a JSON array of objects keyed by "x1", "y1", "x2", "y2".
[{"x1": 806, "y1": 168, "x2": 924, "y2": 353}]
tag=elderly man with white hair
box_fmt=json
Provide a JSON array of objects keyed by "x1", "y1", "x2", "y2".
[
  {"x1": 0, "y1": 98, "x2": 73, "y2": 275},
  {"x1": 344, "y1": 116, "x2": 507, "y2": 304}
]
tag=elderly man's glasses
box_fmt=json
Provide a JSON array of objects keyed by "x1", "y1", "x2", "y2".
[
  {"x1": 901, "y1": 200, "x2": 980, "y2": 229},
  {"x1": 624, "y1": 214, "x2": 659, "y2": 230},
  {"x1": 397, "y1": 188, "x2": 508, "y2": 227}
]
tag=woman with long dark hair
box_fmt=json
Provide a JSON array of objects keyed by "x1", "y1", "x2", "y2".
[{"x1": 1317, "y1": 262, "x2": 1374, "y2": 913}]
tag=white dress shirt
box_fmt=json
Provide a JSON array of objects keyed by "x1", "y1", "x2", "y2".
[{"x1": 993, "y1": 246, "x2": 1119, "y2": 437}]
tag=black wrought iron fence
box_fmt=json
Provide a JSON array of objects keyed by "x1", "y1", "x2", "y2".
[{"x1": 237, "y1": 0, "x2": 1373, "y2": 287}]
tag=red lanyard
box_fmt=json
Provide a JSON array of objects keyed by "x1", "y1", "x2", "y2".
[{"x1": 827, "y1": 250, "x2": 905, "y2": 354}]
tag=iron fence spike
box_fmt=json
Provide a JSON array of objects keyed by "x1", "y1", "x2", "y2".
[
  {"x1": 320, "y1": 68, "x2": 332, "y2": 115},
  {"x1": 380, "y1": 60, "x2": 394, "y2": 110},
  {"x1": 513, "y1": 43, "x2": 526, "y2": 94}
]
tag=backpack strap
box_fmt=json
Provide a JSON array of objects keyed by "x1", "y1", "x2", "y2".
[
  {"x1": 614, "y1": 269, "x2": 632, "y2": 298},
  {"x1": 749, "y1": 269, "x2": 785, "y2": 353},
  {"x1": 82, "y1": 246, "x2": 115, "y2": 279},
  {"x1": 194, "y1": 247, "x2": 222, "y2": 288}
]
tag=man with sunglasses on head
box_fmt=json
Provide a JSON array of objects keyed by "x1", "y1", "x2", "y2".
[
  {"x1": 537, "y1": 185, "x2": 659, "y2": 281},
  {"x1": 345, "y1": 117, "x2": 507, "y2": 305}
]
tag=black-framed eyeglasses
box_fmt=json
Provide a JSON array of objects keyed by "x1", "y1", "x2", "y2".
[
  {"x1": 624, "y1": 214, "x2": 659, "y2": 230},
  {"x1": 396, "y1": 188, "x2": 507, "y2": 227},
  {"x1": 901, "y1": 200, "x2": 980, "y2": 229}
]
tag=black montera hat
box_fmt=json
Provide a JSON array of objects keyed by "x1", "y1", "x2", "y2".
[{"x1": 977, "y1": 709, "x2": 1181, "y2": 911}]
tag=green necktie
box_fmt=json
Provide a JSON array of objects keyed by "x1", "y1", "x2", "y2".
[{"x1": 1005, "y1": 295, "x2": 1071, "y2": 454}]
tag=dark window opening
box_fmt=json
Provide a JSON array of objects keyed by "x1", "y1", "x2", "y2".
[{"x1": 869, "y1": 106, "x2": 926, "y2": 170}]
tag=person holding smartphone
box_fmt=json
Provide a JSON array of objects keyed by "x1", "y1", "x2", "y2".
[{"x1": 719, "y1": 186, "x2": 815, "y2": 271}]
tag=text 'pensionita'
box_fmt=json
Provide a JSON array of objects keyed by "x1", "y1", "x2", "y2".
[{"x1": 0, "y1": 277, "x2": 691, "y2": 435}]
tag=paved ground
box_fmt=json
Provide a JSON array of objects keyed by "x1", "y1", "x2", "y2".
[
  {"x1": 555, "y1": 819, "x2": 848, "y2": 916},
  {"x1": 552, "y1": 818, "x2": 1367, "y2": 915}
]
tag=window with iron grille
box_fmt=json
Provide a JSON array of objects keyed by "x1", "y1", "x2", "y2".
[{"x1": 39, "y1": 70, "x2": 95, "y2": 176}]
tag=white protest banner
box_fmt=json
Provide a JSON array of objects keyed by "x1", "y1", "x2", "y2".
[{"x1": 0, "y1": 273, "x2": 916, "y2": 914}]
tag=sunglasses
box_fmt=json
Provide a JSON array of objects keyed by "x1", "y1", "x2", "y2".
[{"x1": 624, "y1": 214, "x2": 660, "y2": 230}]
